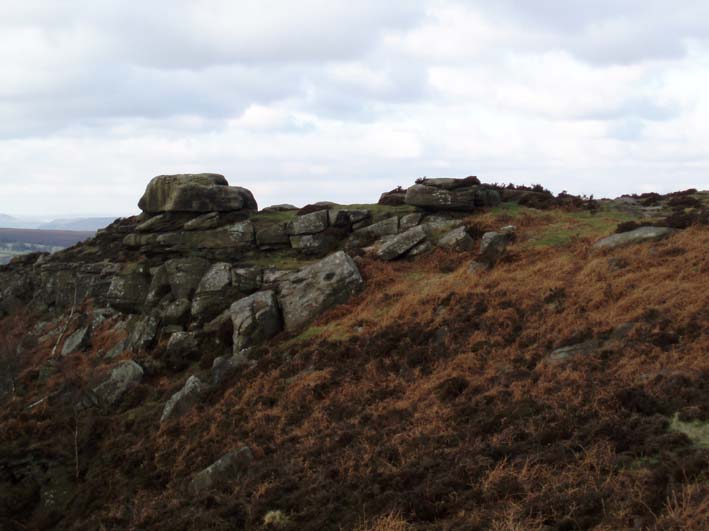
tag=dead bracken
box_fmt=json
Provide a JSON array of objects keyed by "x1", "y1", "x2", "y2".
[{"x1": 0, "y1": 175, "x2": 708, "y2": 530}]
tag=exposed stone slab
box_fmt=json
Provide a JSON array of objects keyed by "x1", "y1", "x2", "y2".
[
  {"x1": 287, "y1": 210, "x2": 329, "y2": 235},
  {"x1": 160, "y1": 375, "x2": 205, "y2": 423},
  {"x1": 593, "y1": 226, "x2": 676, "y2": 250},
  {"x1": 61, "y1": 325, "x2": 91, "y2": 356},
  {"x1": 277, "y1": 251, "x2": 363, "y2": 332},
  {"x1": 189, "y1": 447, "x2": 253, "y2": 495},
  {"x1": 230, "y1": 291, "x2": 282, "y2": 352},
  {"x1": 405, "y1": 183, "x2": 500, "y2": 211},
  {"x1": 377, "y1": 226, "x2": 427, "y2": 261},
  {"x1": 437, "y1": 226, "x2": 475, "y2": 251},
  {"x1": 93, "y1": 360, "x2": 143, "y2": 406}
]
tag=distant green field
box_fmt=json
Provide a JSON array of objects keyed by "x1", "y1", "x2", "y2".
[{"x1": 0, "y1": 228, "x2": 94, "y2": 264}]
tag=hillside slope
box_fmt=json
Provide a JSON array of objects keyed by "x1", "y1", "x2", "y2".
[{"x1": 0, "y1": 177, "x2": 707, "y2": 530}]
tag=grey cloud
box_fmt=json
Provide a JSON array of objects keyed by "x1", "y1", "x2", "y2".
[
  {"x1": 606, "y1": 118, "x2": 645, "y2": 141},
  {"x1": 0, "y1": 1, "x2": 430, "y2": 136},
  {"x1": 473, "y1": 0, "x2": 709, "y2": 64},
  {"x1": 578, "y1": 97, "x2": 678, "y2": 122}
]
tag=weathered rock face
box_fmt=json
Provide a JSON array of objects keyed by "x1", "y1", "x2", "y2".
[
  {"x1": 593, "y1": 226, "x2": 676, "y2": 250},
  {"x1": 61, "y1": 325, "x2": 91, "y2": 356},
  {"x1": 160, "y1": 375, "x2": 205, "y2": 423},
  {"x1": 230, "y1": 290, "x2": 282, "y2": 352},
  {"x1": 437, "y1": 226, "x2": 475, "y2": 251},
  {"x1": 287, "y1": 210, "x2": 329, "y2": 235},
  {"x1": 211, "y1": 353, "x2": 251, "y2": 384},
  {"x1": 479, "y1": 230, "x2": 514, "y2": 266},
  {"x1": 405, "y1": 179, "x2": 500, "y2": 211},
  {"x1": 256, "y1": 223, "x2": 290, "y2": 249},
  {"x1": 189, "y1": 447, "x2": 253, "y2": 495},
  {"x1": 378, "y1": 187, "x2": 406, "y2": 206},
  {"x1": 419, "y1": 176, "x2": 480, "y2": 189},
  {"x1": 125, "y1": 315, "x2": 159, "y2": 352},
  {"x1": 377, "y1": 226, "x2": 427, "y2": 261},
  {"x1": 138, "y1": 174, "x2": 257, "y2": 214},
  {"x1": 164, "y1": 257, "x2": 212, "y2": 300},
  {"x1": 191, "y1": 263, "x2": 236, "y2": 322},
  {"x1": 166, "y1": 332, "x2": 200, "y2": 359},
  {"x1": 277, "y1": 251, "x2": 363, "y2": 332},
  {"x1": 107, "y1": 264, "x2": 150, "y2": 313},
  {"x1": 544, "y1": 340, "x2": 602, "y2": 365},
  {"x1": 355, "y1": 217, "x2": 399, "y2": 238},
  {"x1": 92, "y1": 360, "x2": 143, "y2": 406}
]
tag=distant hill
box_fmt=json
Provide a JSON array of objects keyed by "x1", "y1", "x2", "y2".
[
  {"x1": 37, "y1": 217, "x2": 116, "y2": 231},
  {"x1": 0, "y1": 213, "x2": 30, "y2": 229},
  {"x1": 0, "y1": 227, "x2": 95, "y2": 247}
]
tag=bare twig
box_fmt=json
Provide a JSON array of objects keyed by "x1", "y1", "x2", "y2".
[
  {"x1": 73, "y1": 410, "x2": 80, "y2": 480},
  {"x1": 51, "y1": 281, "x2": 79, "y2": 357}
]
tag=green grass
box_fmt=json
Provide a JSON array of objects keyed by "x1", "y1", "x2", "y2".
[
  {"x1": 341, "y1": 203, "x2": 417, "y2": 216},
  {"x1": 241, "y1": 249, "x2": 316, "y2": 270},
  {"x1": 250, "y1": 210, "x2": 298, "y2": 225},
  {"x1": 490, "y1": 202, "x2": 524, "y2": 218},
  {"x1": 282, "y1": 322, "x2": 355, "y2": 348},
  {"x1": 669, "y1": 414, "x2": 709, "y2": 448},
  {"x1": 524, "y1": 209, "x2": 638, "y2": 248}
]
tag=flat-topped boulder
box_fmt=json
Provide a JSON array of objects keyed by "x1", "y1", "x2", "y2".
[
  {"x1": 138, "y1": 173, "x2": 257, "y2": 214},
  {"x1": 405, "y1": 178, "x2": 500, "y2": 211}
]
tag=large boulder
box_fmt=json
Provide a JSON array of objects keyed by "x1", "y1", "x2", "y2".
[
  {"x1": 152, "y1": 220, "x2": 255, "y2": 253},
  {"x1": 135, "y1": 213, "x2": 191, "y2": 233},
  {"x1": 377, "y1": 226, "x2": 427, "y2": 261},
  {"x1": 164, "y1": 257, "x2": 212, "y2": 300},
  {"x1": 160, "y1": 375, "x2": 205, "y2": 423},
  {"x1": 230, "y1": 291, "x2": 282, "y2": 352},
  {"x1": 164, "y1": 331, "x2": 205, "y2": 371},
  {"x1": 125, "y1": 315, "x2": 160, "y2": 352},
  {"x1": 405, "y1": 180, "x2": 500, "y2": 211},
  {"x1": 189, "y1": 447, "x2": 253, "y2": 495},
  {"x1": 138, "y1": 174, "x2": 257, "y2": 214},
  {"x1": 61, "y1": 325, "x2": 91, "y2": 356},
  {"x1": 378, "y1": 187, "x2": 406, "y2": 206},
  {"x1": 232, "y1": 267, "x2": 263, "y2": 293},
  {"x1": 106, "y1": 265, "x2": 150, "y2": 313},
  {"x1": 437, "y1": 226, "x2": 475, "y2": 251},
  {"x1": 211, "y1": 353, "x2": 252, "y2": 384},
  {"x1": 287, "y1": 210, "x2": 329, "y2": 235},
  {"x1": 289, "y1": 233, "x2": 338, "y2": 255},
  {"x1": 329, "y1": 209, "x2": 371, "y2": 228},
  {"x1": 277, "y1": 251, "x2": 363, "y2": 332},
  {"x1": 92, "y1": 360, "x2": 143, "y2": 406},
  {"x1": 158, "y1": 298, "x2": 191, "y2": 326},
  {"x1": 354, "y1": 217, "x2": 399, "y2": 238},
  {"x1": 418, "y1": 176, "x2": 480, "y2": 189},
  {"x1": 191, "y1": 263, "x2": 238, "y2": 321},
  {"x1": 593, "y1": 226, "x2": 676, "y2": 250},
  {"x1": 255, "y1": 223, "x2": 290, "y2": 249},
  {"x1": 480, "y1": 230, "x2": 515, "y2": 266}
]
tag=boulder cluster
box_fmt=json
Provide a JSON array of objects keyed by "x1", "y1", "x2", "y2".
[
  {"x1": 0, "y1": 174, "x2": 507, "y2": 412},
  {"x1": 1, "y1": 171, "x2": 698, "y2": 522}
]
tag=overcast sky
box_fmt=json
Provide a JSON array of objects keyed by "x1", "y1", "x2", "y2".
[{"x1": 1, "y1": 0, "x2": 709, "y2": 216}]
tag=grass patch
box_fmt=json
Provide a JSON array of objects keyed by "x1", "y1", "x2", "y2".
[
  {"x1": 525, "y1": 209, "x2": 638, "y2": 248},
  {"x1": 241, "y1": 249, "x2": 316, "y2": 270},
  {"x1": 283, "y1": 322, "x2": 355, "y2": 347},
  {"x1": 490, "y1": 202, "x2": 524, "y2": 218},
  {"x1": 250, "y1": 210, "x2": 298, "y2": 225},
  {"x1": 341, "y1": 203, "x2": 417, "y2": 217},
  {"x1": 669, "y1": 414, "x2": 709, "y2": 448}
]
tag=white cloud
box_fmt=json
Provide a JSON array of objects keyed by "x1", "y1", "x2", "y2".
[{"x1": 0, "y1": 0, "x2": 707, "y2": 216}]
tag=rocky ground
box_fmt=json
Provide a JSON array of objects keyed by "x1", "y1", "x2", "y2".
[{"x1": 0, "y1": 174, "x2": 707, "y2": 530}]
